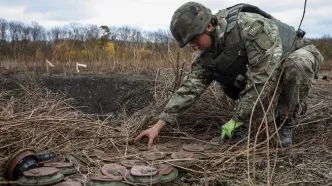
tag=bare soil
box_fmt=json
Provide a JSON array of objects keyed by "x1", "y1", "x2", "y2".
[{"x1": 39, "y1": 74, "x2": 155, "y2": 115}]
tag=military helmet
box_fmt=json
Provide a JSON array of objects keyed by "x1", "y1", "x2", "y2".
[{"x1": 170, "y1": 2, "x2": 212, "y2": 48}]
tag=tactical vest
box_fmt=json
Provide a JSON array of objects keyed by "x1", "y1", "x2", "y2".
[{"x1": 199, "y1": 3, "x2": 297, "y2": 89}]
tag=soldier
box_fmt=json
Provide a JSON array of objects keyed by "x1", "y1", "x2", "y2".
[{"x1": 134, "y1": 2, "x2": 324, "y2": 149}]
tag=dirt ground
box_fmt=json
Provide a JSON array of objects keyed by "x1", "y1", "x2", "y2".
[
  {"x1": 0, "y1": 70, "x2": 332, "y2": 186},
  {"x1": 40, "y1": 74, "x2": 155, "y2": 115},
  {"x1": 1, "y1": 70, "x2": 156, "y2": 115}
]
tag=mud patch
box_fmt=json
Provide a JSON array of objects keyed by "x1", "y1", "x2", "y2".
[{"x1": 40, "y1": 74, "x2": 155, "y2": 115}]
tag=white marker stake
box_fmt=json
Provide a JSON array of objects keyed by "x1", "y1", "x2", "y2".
[
  {"x1": 46, "y1": 59, "x2": 55, "y2": 67},
  {"x1": 45, "y1": 59, "x2": 55, "y2": 75},
  {"x1": 76, "y1": 62, "x2": 87, "y2": 73}
]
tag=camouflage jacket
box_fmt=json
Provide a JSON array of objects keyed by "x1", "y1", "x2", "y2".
[{"x1": 158, "y1": 11, "x2": 320, "y2": 124}]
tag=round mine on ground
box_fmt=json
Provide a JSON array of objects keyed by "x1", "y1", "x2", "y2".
[
  {"x1": 87, "y1": 175, "x2": 127, "y2": 186},
  {"x1": 130, "y1": 165, "x2": 158, "y2": 177},
  {"x1": 101, "y1": 163, "x2": 129, "y2": 180},
  {"x1": 23, "y1": 167, "x2": 58, "y2": 177},
  {"x1": 17, "y1": 167, "x2": 64, "y2": 186},
  {"x1": 120, "y1": 159, "x2": 146, "y2": 168},
  {"x1": 142, "y1": 152, "x2": 166, "y2": 161},
  {"x1": 182, "y1": 144, "x2": 205, "y2": 152},
  {"x1": 160, "y1": 168, "x2": 179, "y2": 183},
  {"x1": 124, "y1": 174, "x2": 162, "y2": 185},
  {"x1": 156, "y1": 164, "x2": 174, "y2": 175},
  {"x1": 63, "y1": 174, "x2": 84, "y2": 182},
  {"x1": 43, "y1": 162, "x2": 73, "y2": 168},
  {"x1": 53, "y1": 181, "x2": 82, "y2": 186},
  {"x1": 43, "y1": 162, "x2": 77, "y2": 176},
  {"x1": 3, "y1": 148, "x2": 39, "y2": 181}
]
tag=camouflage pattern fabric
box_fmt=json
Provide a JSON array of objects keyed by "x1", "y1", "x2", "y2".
[
  {"x1": 158, "y1": 60, "x2": 212, "y2": 124},
  {"x1": 159, "y1": 12, "x2": 324, "y2": 125},
  {"x1": 276, "y1": 45, "x2": 324, "y2": 120}
]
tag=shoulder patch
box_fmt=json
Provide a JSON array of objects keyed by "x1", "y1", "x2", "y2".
[{"x1": 248, "y1": 20, "x2": 264, "y2": 37}]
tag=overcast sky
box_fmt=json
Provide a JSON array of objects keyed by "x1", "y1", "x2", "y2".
[{"x1": 0, "y1": 0, "x2": 330, "y2": 38}]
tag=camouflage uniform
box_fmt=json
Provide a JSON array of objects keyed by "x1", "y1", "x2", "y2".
[{"x1": 159, "y1": 10, "x2": 324, "y2": 126}]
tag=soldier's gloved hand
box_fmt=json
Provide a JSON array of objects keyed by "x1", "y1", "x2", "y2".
[{"x1": 220, "y1": 119, "x2": 244, "y2": 140}]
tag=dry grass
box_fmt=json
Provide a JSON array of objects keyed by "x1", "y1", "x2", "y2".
[{"x1": 0, "y1": 68, "x2": 332, "y2": 185}]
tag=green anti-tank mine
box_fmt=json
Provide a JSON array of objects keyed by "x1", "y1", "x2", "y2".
[
  {"x1": 43, "y1": 162, "x2": 78, "y2": 176},
  {"x1": 124, "y1": 165, "x2": 162, "y2": 185},
  {"x1": 17, "y1": 167, "x2": 64, "y2": 186},
  {"x1": 156, "y1": 164, "x2": 179, "y2": 183},
  {"x1": 53, "y1": 181, "x2": 83, "y2": 186},
  {"x1": 86, "y1": 175, "x2": 127, "y2": 186},
  {"x1": 101, "y1": 163, "x2": 129, "y2": 180}
]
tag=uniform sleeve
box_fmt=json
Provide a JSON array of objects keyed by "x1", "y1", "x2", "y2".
[
  {"x1": 233, "y1": 12, "x2": 284, "y2": 122},
  {"x1": 158, "y1": 53, "x2": 213, "y2": 124}
]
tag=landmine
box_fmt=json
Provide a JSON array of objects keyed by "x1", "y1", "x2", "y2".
[
  {"x1": 170, "y1": 150, "x2": 199, "y2": 166},
  {"x1": 86, "y1": 175, "x2": 127, "y2": 186},
  {"x1": 182, "y1": 143, "x2": 214, "y2": 158},
  {"x1": 156, "y1": 164, "x2": 179, "y2": 183},
  {"x1": 17, "y1": 167, "x2": 64, "y2": 186},
  {"x1": 37, "y1": 152, "x2": 57, "y2": 164},
  {"x1": 124, "y1": 164, "x2": 179, "y2": 185},
  {"x1": 120, "y1": 159, "x2": 146, "y2": 168},
  {"x1": 63, "y1": 174, "x2": 85, "y2": 183},
  {"x1": 100, "y1": 163, "x2": 129, "y2": 180},
  {"x1": 2, "y1": 140, "x2": 213, "y2": 185},
  {"x1": 94, "y1": 151, "x2": 119, "y2": 162},
  {"x1": 182, "y1": 143, "x2": 205, "y2": 152},
  {"x1": 53, "y1": 181, "x2": 83, "y2": 186},
  {"x1": 65, "y1": 154, "x2": 89, "y2": 173},
  {"x1": 124, "y1": 165, "x2": 162, "y2": 185},
  {"x1": 3, "y1": 149, "x2": 39, "y2": 181},
  {"x1": 171, "y1": 151, "x2": 194, "y2": 159},
  {"x1": 43, "y1": 162, "x2": 78, "y2": 176},
  {"x1": 65, "y1": 154, "x2": 87, "y2": 167},
  {"x1": 86, "y1": 163, "x2": 129, "y2": 186}
]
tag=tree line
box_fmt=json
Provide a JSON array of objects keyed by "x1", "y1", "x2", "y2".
[{"x1": 0, "y1": 17, "x2": 330, "y2": 72}]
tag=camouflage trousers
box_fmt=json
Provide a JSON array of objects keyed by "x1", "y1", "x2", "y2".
[{"x1": 274, "y1": 44, "x2": 323, "y2": 123}]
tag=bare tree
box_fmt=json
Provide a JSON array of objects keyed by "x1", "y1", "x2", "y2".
[
  {"x1": 62, "y1": 23, "x2": 85, "y2": 63},
  {"x1": 9, "y1": 21, "x2": 24, "y2": 41},
  {"x1": 22, "y1": 24, "x2": 32, "y2": 42},
  {"x1": 31, "y1": 22, "x2": 45, "y2": 41},
  {"x1": 8, "y1": 21, "x2": 25, "y2": 62},
  {"x1": 129, "y1": 28, "x2": 144, "y2": 63},
  {"x1": 0, "y1": 18, "x2": 8, "y2": 41},
  {"x1": 117, "y1": 26, "x2": 131, "y2": 43},
  {"x1": 85, "y1": 24, "x2": 100, "y2": 41},
  {"x1": 47, "y1": 27, "x2": 67, "y2": 42},
  {"x1": 109, "y1": 26, "x2": 117, "y2": 41},
  {"x1": 65, "y1": 22, "x2": 85, "y2": 41}
]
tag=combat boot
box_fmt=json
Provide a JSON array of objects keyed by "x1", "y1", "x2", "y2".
[
  {"x1": 278, "y1": 122, "x2": 292, "y2": 148},
  {"x1": 278, "y1": 102, "x2": 307, "y2": 148}
]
